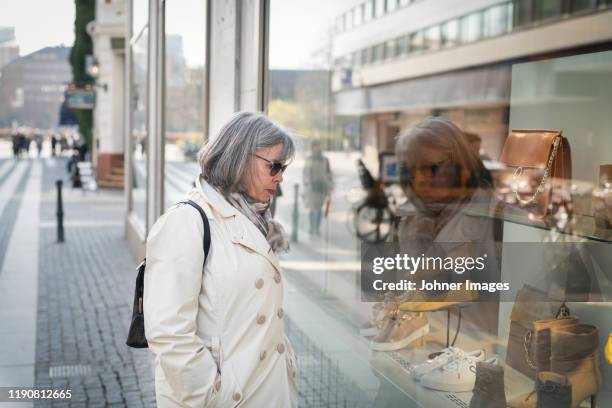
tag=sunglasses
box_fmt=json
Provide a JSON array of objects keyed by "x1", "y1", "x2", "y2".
[{"x1": 255, "y1": 154, "x2": 289, "y2": 176}]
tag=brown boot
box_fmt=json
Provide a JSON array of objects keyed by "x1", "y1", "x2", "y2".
[
  {"x1": 469, "y1": 361, "x2": 506, "y2": 408},
  {"x1": 535, "y1": 372, "x2": 571, "y2": 408},
  {"x1": 550, "y1": 324, "x2": 601, "y2": 408},
  {"x1": 531, "y1": 317, "x2": 578, "y2": 372}
]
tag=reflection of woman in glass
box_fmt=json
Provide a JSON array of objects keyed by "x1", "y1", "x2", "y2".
[
  {"x1": 396, "y1": 117, "x2": 494, "y2": 246},
  {"x1": 394, "y1": 117, "x2": 500, "y2": 329}
]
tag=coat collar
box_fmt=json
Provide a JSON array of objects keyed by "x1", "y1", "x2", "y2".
[
  {"x1": 196, "y1": 175, "x2": 238, "y2": 218},
  {"x1": 195, "y1": 175, "x2": 281, "y2": 273}
]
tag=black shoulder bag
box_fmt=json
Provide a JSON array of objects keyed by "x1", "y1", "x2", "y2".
[{"x1": 126, "y1": 200, "x2": 211, "y2": 348}]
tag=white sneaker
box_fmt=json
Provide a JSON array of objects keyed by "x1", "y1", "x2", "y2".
[
  {"x1": 421, "y1": 353, "x2": 497, "y2": 392},
  {"x1": 411, "y1": 348, "x2": 483, "y2": 381}
]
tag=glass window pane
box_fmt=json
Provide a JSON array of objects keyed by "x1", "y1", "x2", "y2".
[
  {"x1": 131, "y1": 0, "x2": 148, "y2": 225},
  {"x1": 441, "y1": 19, "x2": 460, "y2": 47},
  {"x1": 386, "y1": 0, "x2": 398, "y2": 13},
  {"x1": 537, "y1": 0, "x2": 562, "y2": 20},
  {"x1": 398, "y1": 35, "x2": 410, "y2": 55},
  {"x1": 375, "y1": 0, "x2": 385, "y2": 17},
  {"x1": 373, "y1": 44, "x2": 385, "y2": 62},
  {"x1": 513, "y1": 0, "x2": 534, "y2": 27},
  {"x1": 460, "y1": 12, "x2": 483, "y2": 43},
  {"x1": 484, "y1": 4, "x2": 510, "y2": 38},
  {"x1": 385, "y1": 39, "x2": 398, "y2": 59},
  {"x1": 354, "y1": 5, "x2": 363, "y2": 26},
  {"x1": 409, "y1": 31, "x2": 424, "y2": 53},
  {"x1": 423, "y1": 25, "x2": 441, "y2": 51},
  {"x1": 163, "y1": 0, "x2": 206, "y2": 211},
  {"x1": 364, "y1": 1, "x2": 374, "y2": 21},
  {"x1": 346, "y1": 9, "x2": 354, "y2": 30},
  {"x1": 570, "y1": 0, "x2": 596, "y2": 13}
]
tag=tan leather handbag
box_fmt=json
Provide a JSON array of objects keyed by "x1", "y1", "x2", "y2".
[{"x1": 499, "y1": 129, "x2": 572, "y2": 222}]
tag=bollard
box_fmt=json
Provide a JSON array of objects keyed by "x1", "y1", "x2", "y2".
[
  {"x1": 291, "y1": 183, "x2": 299, "y2": 243},
  {"x1": 56, "y1": 180, "x2": 65, "y2": 242}
]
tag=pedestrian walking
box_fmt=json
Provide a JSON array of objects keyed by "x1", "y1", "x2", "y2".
[
  {"x1": 144, "y1": 112, "x2": 298, "y2": 407},
  {"x1": 302, "y1": 139, "x2": 333, "y2": 236},
  {"x1": 51, "y1": 134, "x2": 58, "y2": 157},
  {"x1": 35, "y1": 132, "x2": 43, "y2": 157},
  {"x1": 11, "y1": 132, "x2": 20, "y2": 159}
]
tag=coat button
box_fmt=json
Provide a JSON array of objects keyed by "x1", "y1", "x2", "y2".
[
  {"x1": 255, "y1": 278, "x2": 264, "y2": 289},
  {"x1": 277, "y1": 343, "x2": 285, "y2": 354},
  {"x1": 277, "y1": 308, "x2": 284, "y2": 318},
  {"x1": 256, "y1": 314, "x2": 266, "y2": 325},
  {"x1": 259, "y1": 350, "x2": 267, "y2": 360},
  {"x1": 233, "y1": 392, "x2": 241, "y2": 401},
  {"x1": 274, "y1": 272, "x2": 281, "y2": 283}
]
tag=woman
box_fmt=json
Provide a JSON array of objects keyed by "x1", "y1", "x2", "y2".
[{"x1": 144, "y1": 112, "x2": 298, "y2": 407}]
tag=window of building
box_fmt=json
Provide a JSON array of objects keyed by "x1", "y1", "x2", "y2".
[
  {"x1": 386, "y1": 0, "x2": 398, "y2": 13},
  {"x1": 335, "y1": 16, "x2": 344, "y2": 33},
  {"x1": 513, "y1": 0, "x2": 535, "y2": 28},
  {"x1": 162, "y1": 0, "x2": 207, "y2": 211},
  {"x1": 346, "y1": 9, "x2": 354, "y2": 30},
  {"x1": 373, "y1": 44, "x2": 385, "y2": 62},
  {"x1": 409, "y1": 30, "x2": 424, "y2": 53},
  {"x1": 354, "y1": 4, "x2": 364, "y2": 26},
  {"x1": 460, "y1": 11, "x2": 483, "y2": 43},
  {"x1": 423, "y1": 25, "x2": 441, "y2": 51},
  {"x1": 536, "y1": 0, "x2": 563, "y2": 20},
  {"x1": 399, "y1": 0, "x2": 412, "y2": 6},
  {"x1": 484, "y1": 3, "x2": 511, "y2": 38},
  {"x1": 441, "y1": 19, "x2": 460, "y2": 47},
  {"x1": 374, "y1": 0, "x2": 386, "y2": 18},
  {"x1": 385, "y1": 39, "x2": 398, "y2": 60},
  {"x1": 130, "y1": 0, "x2": 149, "y2": 226},
  {"x1": 352, "y1": 50, "x2": 362, "y2": 67},
  {"x1": 397, "y1": 34, "x2": 410, "y2": 55},
  {"x1": 570, "y1": 0, "x2": 597, "y2": 13},
  {"x1": 364, "y1": 0, "x2": 374, "y2": 21},
  {"x1": 361, "y1": 47, "x2": 371, "y2": 65}
]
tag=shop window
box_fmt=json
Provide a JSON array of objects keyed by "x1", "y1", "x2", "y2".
[
  {"x1": 460, "y1": 12, "x2": 483, "y2": 43},
  {"x1": 484, "y1": 3, "x2": 511, "y2": 38},
  {"x1": 409, "y1": 31, "x2": 424, "y2": 53},
  {"x1": 130, "y1": 0, "x2": 149, "y2": 226},
  {"x1": 423, "y1": 25, "x2": 441, "y2": 51},
  {"x1": 513, "y1": 0, "x2": 534, "y2": 28},
  {"x1": 441, "y1": 19, "x2": 460, "y2": 47},
  {"x1": 352, "y1": 50, "x2": 362, "y2": 67},
  {"x1": 162, "y1": 0, "x2": 207, "y2": 211},
  {"x1": 361, "y1": 47, "x2": 371, "y2": 65}
]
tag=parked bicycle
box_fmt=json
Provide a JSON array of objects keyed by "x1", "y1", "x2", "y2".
[{"x1": 347, "y1": 159, "x2": 405, "y2": 243}]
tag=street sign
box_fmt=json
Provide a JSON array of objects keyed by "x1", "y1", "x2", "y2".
[{"x1": 65, "y1": 88, "x2": 95, "y2": 110}]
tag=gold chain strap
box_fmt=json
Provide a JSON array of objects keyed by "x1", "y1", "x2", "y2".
[
  {"x1": 512, "y1": 136, "x2": 561, "y2": 206},
  {"x1": 523, "y1": 330, "x2": 538, "y2": 369}
]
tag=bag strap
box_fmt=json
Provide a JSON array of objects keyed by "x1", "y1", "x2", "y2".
[{"x1": 178, "y1": 199, "x2": 211, "y2": 260}]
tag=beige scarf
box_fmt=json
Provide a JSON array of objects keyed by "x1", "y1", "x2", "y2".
[{"x1": 226, "y1": 191, "x2": 290, "y2": 253}]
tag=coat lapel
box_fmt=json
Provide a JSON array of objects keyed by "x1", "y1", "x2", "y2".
[{"x1": 196, "y1": 176, "x2": 281, "y2": 273}]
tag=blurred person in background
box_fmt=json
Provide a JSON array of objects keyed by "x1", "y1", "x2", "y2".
[{"x1": 302, "y1": 139, "x2": 334, "y2": 236}]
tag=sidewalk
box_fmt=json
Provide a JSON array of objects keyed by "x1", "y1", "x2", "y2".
[{"x1": 0, "y1": 156, "x2": 155, "y2": 407}]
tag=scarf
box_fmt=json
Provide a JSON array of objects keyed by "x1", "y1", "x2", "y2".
[{"x1": 225, "y1": 191, "x2": 290, "y2": 253}]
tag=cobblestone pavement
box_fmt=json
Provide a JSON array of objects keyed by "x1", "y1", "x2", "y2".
[{"x1": 33, "y1": 158, "x2": 155, "y2": 407}]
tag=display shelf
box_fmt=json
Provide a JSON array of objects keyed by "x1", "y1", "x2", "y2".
[{"x1": 463, "y1": 207, "x2": 612, "y2": 243}]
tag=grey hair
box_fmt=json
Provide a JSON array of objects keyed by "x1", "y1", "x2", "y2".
[{"x1": 198, "y1": 111, "x2": 295, "y2": 192}]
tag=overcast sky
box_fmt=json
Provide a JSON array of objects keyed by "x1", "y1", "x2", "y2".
[{"x1": 0, "y1": 0, "x2": 359, "y2": 69}]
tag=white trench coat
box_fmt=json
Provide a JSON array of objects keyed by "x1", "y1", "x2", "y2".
[{"x1": 144, "y1": 177, "x2": 298, "y2": 407}]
